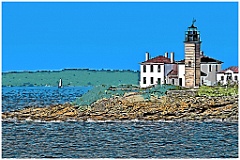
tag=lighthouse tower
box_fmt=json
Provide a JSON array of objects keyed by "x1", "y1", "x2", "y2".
[{"x1": 184, "y1": 19, "x2": 201, "y2": 88}]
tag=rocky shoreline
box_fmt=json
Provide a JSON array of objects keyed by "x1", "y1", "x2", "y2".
[{"x1": 2, "y1": 91, "x2": 238, "y2": 122}]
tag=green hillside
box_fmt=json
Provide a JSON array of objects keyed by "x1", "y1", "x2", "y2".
[{"x1": 2, "y1": 69, "x2": 139, "y2": 87}]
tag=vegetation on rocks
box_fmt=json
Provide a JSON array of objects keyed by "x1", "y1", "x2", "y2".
[
  {"x1": 72, "y1": 84, "x2": 139, "y2": 108},
  {"x1": 72, "y1": 84, "x2": 176, "y2": 110},
  {"x1": 197, "y1": 85, "x2": 238, "y2": 97}
]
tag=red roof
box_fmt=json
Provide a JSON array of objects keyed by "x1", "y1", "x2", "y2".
[
  {"x1": 141, "y1": 56, "x2": 171, "y2": 64},
  {"x1": 218, "y1": 66, "x2": 239, "y2": 73}
]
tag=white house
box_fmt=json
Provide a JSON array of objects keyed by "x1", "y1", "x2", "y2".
[
  {"x1": 217, "y1": 66, "x2": 239, "y2": 85},
  {"x1": 139, "y1": 52, "x2": 175, "y2": 88}
]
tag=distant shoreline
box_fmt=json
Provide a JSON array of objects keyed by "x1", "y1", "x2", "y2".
[
  {"x1": 2, "y1": 68, "x2": 140, "y2": 74},
  {"x1": 2, "y1": 68, "x2": 139, "y2": 87}
]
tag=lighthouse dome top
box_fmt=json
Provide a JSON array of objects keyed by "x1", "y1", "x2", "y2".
[{"x1": 188, "y1": 18, "x2": 198, "y2": 30}]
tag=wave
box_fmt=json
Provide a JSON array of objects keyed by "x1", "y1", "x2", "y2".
[{"x1": 2, "y1": 117, "x2": 238, "y2": 123}]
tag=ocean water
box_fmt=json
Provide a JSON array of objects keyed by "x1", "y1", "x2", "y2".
[
  {"x1": 1, "y1": 87, "x2": 239, "y2": 158},
  {"x1": 2, "y1": 86, "x2": 91, "y2": 112},
  {"x1": 2, "y1": 121, "x2": 238, "y2": 158}
]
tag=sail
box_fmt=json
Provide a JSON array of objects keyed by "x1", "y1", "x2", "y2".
[{"x1": 58, "y1": 78, "x2": 62, "y2": 88}]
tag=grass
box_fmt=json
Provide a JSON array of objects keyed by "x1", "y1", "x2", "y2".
[{"x1": 197, "y1": 85, "x2": 238, "y2": 97}]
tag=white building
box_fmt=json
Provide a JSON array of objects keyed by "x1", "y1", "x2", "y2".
[
  {"x1": 139, "y1": 52, "x2": 223, "y2": 88},
  {"x1": 139, "y1": 52, "x2": 175, "y2": 88},
  {"x1": 217, "y1": 66, "x2": 239, "y2": 85}
]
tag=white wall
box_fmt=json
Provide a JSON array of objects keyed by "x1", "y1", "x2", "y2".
[
  {"x1": 216, "y1": 70, "x2": 238, "y2": 85},
  {"x1": 140, "y1": 64, "x2": 165, "y2": 88},
  {"x1": 216, "y1": 73, "x2": 225, "y2": 84},
  {"x1": 178, "y1": 64, "x2": 185, "y2": 87}
]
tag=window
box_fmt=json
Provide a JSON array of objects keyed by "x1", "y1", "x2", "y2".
[
  {"x1": 150, "y1": 77, "x2": 154, "y2": 84},
  {"x1": 235, "y1": 76, "x2": 238, "y2": 81},
  {"x1": 172, "y1": 79, "x2": 175, "y2": 85},
  {"x1": 221, "y1": 76, "x2": 224, "y2": 81},
  {"x1": 209, "y1": 65, "x2": 212, "y2": 72},
  {"x1": 188, "y1": 61, "x2": 191, "y2": 67},
  {"x1": 227, "y1": 75, "x2": 232, "y2": 80},
  {"x1": 189, "y1": 36, "x2": 193, "y2": 41},
  {"x1": 215, "y1": 65, "x2": 218, "y2": 72},
  {"x1": 150, "y1": 65, "x2": 154, "y2": 72},
  {"x1": 143, "y1": 77, "x2": 146, "y2": 84},
  {"x1": 143, "y1": 65, "x2": 146, "y2": 73},
  {"x1": 158, "y1": 65, "x2": 161, "y2": 72}
]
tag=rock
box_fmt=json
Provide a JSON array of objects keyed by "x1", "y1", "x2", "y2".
[
  {"x1": 63, "y1": 111, "x2": 77, "y2": 117},
  {"x1": 1, "y1": 92, "x2": 238, "y2": 122},
  {"x1": 91, "y1": 115, "x2": 105, "y2": 121}
]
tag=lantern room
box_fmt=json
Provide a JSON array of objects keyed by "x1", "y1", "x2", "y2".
[{"x1": 184, "y1": 19, "x2": 201, "y2": 42}]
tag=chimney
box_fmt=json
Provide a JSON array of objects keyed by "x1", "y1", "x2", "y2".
[
  {"x1": 165, "y1": 52, "x2": 168, "y2": 58},
  {"x1": 145, "y1": 52, "x2": 150, "y2": 61},
  {"x1": 170, "y1": 52, "x2": 174, "y2": 63}
]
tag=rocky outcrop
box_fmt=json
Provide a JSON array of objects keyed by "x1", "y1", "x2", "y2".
[
  {"x1": 166, "y1": 89, "x2": 198, "y2": 97},
  {"x1": 2, "y1": 93, "x2": 238, "y2": 122}
]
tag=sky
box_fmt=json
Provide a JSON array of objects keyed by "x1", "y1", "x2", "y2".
[{"x1": 2, "y1": 2, "x2": 238, "y2": 72}]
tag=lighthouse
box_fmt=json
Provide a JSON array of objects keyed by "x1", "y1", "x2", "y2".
[{"x1": 184, "y1": 19, "x2": 201, "y2": 88}]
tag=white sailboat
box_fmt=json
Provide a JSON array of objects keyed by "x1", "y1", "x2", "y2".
[{"x1": 58, "y1": 78, "x2": 63, "y2": 88}]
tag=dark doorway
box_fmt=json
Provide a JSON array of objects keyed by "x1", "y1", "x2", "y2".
[
  {"x1": 158, "y1": 78, "x2": 161, "y2": 85},
  {"x1": 179, "y1": 78, "x2": 182, "y2": 86}
]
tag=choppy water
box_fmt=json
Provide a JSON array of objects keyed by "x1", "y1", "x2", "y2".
[
  {"x1": 2, "y1": 86, "x2": 91, "y2": 112},
  {"x1": 1, "y1": 87, "x2": 239, "y2": 158},
  {"x1": 2, "y1": 121, "x2": 238, "y2": 158}
]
